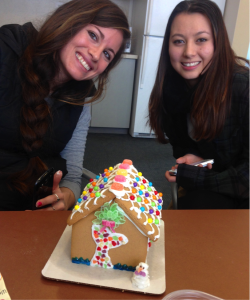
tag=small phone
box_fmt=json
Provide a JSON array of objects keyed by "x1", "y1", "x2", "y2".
[
  {"x1": 169, "y1": 169, "x2": 177, "y2": 176},
  {"x1": 190, "y1": 159, "x2": 214, "y2": 167},
  {"x1": 32, "y1": 167, "x2": 54, "y2": 210}
]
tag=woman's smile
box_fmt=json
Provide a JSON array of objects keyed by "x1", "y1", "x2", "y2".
[{"x1": 75, "y1": 52, "x2": 91, "y2": 71}]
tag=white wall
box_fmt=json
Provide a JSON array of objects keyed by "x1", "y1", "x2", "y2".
[{"x1": 223, "y1": 0, "x2": 249, "y2": 58}]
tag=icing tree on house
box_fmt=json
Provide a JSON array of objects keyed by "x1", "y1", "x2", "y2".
[{"x1": 91, "y1": 203, "x2": 128, "y2": 269}]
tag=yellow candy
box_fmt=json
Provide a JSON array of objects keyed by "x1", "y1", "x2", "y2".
[
  {"x1": 82, "y1": 191, "x2": 87, "y2": 195},
  {"x1": 138, "y1": 172, "x2": 142, "y2": 176},
  {"x1": 148, "y1": 218, "x2": 153, "y2": 223},
  {"x1": 74, "y1": 205, "x2": 80, "y2": 210},
  {"x1": 109, "y1": 167, "x2": 113, "y2": 171},
  {"x1": 140, "y1": 185, "x2": 145, "y2": 190},
  {"x1": 117, "y1": 169, "x2": 128, "y2": 176}
]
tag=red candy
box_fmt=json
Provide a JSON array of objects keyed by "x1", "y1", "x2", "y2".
[
  {"x1": 154, "y1": 191, "x2": 158, "y2": 195},
  {"x1": 110, "y1": 182, "x2": 123, "y2": 191},
  {"x1": 123, "y1": 159, "x2": 133, "y2": 165},
  {"x1": 143, "y1": 179, "x2": 146, "y2": 183},
  {"x1": 90, "y1": 178, "x2": 93, "y2": 182},
  {"x1": 130, "y1": 195, "x2": 135, "y2": 200},
  {"x1": 89, "y1": 188, "x2": 93, "y2": 193},
  {"x1": 156, "y1": 211, "x2": 160, "y2": 216}
]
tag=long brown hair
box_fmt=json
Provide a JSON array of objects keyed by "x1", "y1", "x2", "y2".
[
  {"x1": 149, "y1": 0, "x2": 249, "y2": 143},
  {"x1": 10, "y1": 0, "x2": 130, "y2": 195}
]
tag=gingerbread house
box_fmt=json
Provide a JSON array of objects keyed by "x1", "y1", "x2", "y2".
[{"x1": 67, "y1": 159, "x2": 163, "y2": 271}]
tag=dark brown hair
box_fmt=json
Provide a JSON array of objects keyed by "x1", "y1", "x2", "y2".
[
  {"x1": 149, "y1": 0, "x2": 248, "y2": 143},
  {"x1": 10, "y1": 0, "x2": 130, "y2": 195}
]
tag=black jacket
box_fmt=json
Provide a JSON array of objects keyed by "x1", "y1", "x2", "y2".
[{"x1": 163, "y1": 70, "x2": 249, "y2": 201}]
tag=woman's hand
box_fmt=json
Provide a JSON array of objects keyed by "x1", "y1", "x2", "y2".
[
  {"x1": 176, "y1": 154, "x2": 203, "y2": 165},
  {"x1": 176, "y1": 154, "x2": 213, "y2": 169},
  {"x1": 35, "y1": 170, "x2": 75, "y2": 211},
  {"x1": 165, "y1": 154, "x2": 213, "y2": 183}
]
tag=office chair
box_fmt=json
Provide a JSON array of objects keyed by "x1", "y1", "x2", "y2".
[
  {"x1": 82, "y1": 168, "x2": 96, "y2": 181},
  {"x1": 171, "y1": 183, "x2": 178, "y2": 209}
]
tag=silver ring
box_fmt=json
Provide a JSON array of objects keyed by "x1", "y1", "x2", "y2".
[
  {"x1": 51, "y1": 204, "x2": 56, "y2": 211},
  {"x1": 54, "y1": 193, "x2": 60, "y2": 202}
]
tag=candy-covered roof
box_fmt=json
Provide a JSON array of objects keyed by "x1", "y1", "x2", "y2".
[{"x1": 67, "y1": 160, "x2": 163, "y2": 241}]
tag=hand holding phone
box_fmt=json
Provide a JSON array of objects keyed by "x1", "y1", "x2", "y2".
[
  {"x1": 32, "y1": 167, "x2": 54, "y2": 210},
  {"x1": 168, "y1": 159, "x2": 214, "y2": 176}
]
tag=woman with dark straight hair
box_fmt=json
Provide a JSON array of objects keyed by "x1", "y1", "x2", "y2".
[
  {"x1": 0, "y1": 0, "x2": 130, "y2": 211},
  {"x1": 149, "y1": 0, "x2": 249, "y2": 209}
]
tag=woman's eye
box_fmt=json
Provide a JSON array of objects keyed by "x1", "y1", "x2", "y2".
[
  {"x1": 173, "y1": 39, "x2": 184, "y2": 44},
  {"x1": 197, "y1": 38, "x2": 207, "y2": 42},
  {"x1": 88, "y1": 31, "x2": 97, "y2": 41},
  {"x1": 103, "y1": 50, "x2": 111, "y2": 61}
]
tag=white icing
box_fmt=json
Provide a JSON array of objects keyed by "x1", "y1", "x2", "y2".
[{"x1": 108, "y1": 187, "x2": 126, "y2": 199}]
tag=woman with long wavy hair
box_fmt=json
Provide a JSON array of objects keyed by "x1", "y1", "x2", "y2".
[
  {"x1": 149, "y1": 0, "x2": 249, "y2": 209},
  {"x1": 0, "y1": 0, "x2": 130, "y2": 211}
]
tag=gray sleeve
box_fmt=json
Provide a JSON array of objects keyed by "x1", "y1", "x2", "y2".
[{"x1": 59, "y1": 104, "x2": 91, "y2": 203}]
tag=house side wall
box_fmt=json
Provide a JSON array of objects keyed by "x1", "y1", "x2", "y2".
[
  {"x1": 71, "y1": 212, "x2": 96, "y2": 260},
  {"x1": 109, "y1": 216, "x2": 148, "y2": 267}
]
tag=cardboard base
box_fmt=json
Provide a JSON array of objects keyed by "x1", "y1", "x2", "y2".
[{"x1": 42, "y1": 220, "x2": 165, "y2": 295}]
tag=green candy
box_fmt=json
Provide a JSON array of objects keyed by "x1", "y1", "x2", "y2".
[
  {"x1": 87, "y1": 183, "x2": 91, "y2": 188},
  {"x1": 95, "y1": 192, "x2": 101, "y2": 197},
  {"x1": 94, "y1": 186, "x2": 99, "y2": 191},
  {"x1": 155, "y1": 219, "x2": 159, "y2": 224},
  {"x1": 137, "y1": 197, "x2": 142, "y2": 202},
  {"x1": 147, "y1": 187, "x2": 152, "y2": 191},
  {"x1": 151, "y1": 202, "x2": 156, "y2": 207}
]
